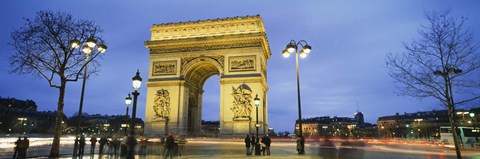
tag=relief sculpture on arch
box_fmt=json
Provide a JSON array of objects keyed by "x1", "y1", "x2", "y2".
[
  {"x1": 153, "y1": 89, "x2": 170, "y2": 120},
  {"x1": 231, "y1": 84, "x2": 253, "y2": 119}
]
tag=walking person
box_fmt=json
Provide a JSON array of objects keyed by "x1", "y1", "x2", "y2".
[
  {"x1": 99, "y1": 136, "x2": 108, "y2": 155},
  {"x1": 19, "y1": 137, "x2": 29, "y2": 158},
  {"x1": 262, "y1": 135, "x2": 271, "y2": 155},
  {"x1": 296, "y1": 137, "x2": 304, "y2": 154},
  {"x1": 244, "y1": 134, "x2": 251, "y2": 155},
  {"x1": 110, "y1": 137, "x2": 120, "y2": 156},
  {"x1": 78, "y1": 135, "x2": 86, "y2": 157},
  {"x1": 250, "y1": 135, "x2": 256, "y2": 155},
  {"x1": 13, "y1": 137, "x2": 21, "y2": 159},
  {"x1": 164, "y1": 132, "x2": 175, "y2": 159},
  {"x1": 90, "y1": 134, "x2": 97, "y2": 156}
]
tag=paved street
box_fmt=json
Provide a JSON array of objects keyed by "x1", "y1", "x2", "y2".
[{"x1": 1, "y1": 138, "x2": 480, "y2": 159}]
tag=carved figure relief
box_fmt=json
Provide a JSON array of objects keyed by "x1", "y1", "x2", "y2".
[
  {"x1": 229, "y1": 55, "x2": 256, "y2": 72},
  {"x1": 153, "y1": 89, "x2": 170, "y2": 119},
  {"x1": 231, "y1": 84, "x2": 253, "y2": 119},
  {"x1": 152, "y1": 61, "x2": 177, "y2": 76}
]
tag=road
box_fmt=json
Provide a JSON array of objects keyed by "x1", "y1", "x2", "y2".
[{"x1": 1, "y1": 138, "x2": 479, "y2": 158}]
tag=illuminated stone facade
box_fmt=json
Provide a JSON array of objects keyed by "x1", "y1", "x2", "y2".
[{"x1": 144, "y1": 15, "x2": 270, "y2": 137}]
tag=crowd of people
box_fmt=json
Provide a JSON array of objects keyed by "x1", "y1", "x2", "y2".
[
  {"x1": 75, "y1": 134, "x2": 129, "y2": 157},
  {"x1": 244, "y1": 134, "x2": 271, "y2": 156},
  {"x1": 11, "y1": 133, "x2": 290, "y2": 158}
]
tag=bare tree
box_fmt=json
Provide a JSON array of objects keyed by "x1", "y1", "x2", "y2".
[
  {"x1": 387, "y1": 10, "x2": 480, "y2": 159},
  {"x1": 9, "y1": 10, "x2": 106, "y2": 157}
]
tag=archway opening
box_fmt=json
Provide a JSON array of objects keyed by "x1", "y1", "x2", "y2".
[
  {"x1": 200, "y1": 75, "x2": 220, "y2": 136},
  {"x1": 183, "y1": 60, "x2": 221, "y2": 135}
]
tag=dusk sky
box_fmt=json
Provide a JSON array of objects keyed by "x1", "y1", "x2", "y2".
[{"x1": 1, "y1": 1, "x2": 479, "y2": 132}]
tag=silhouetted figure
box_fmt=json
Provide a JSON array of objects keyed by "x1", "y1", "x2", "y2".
[
  {"x1": 296, "y1": 137, "x2": 305, "y2": 154},
  {"x1": 250, "y1": 135, "x2": 256, "y2": 155},
  {"x1": 160, "y1": 137, "x2": 166, "y2": 155},
  {"x1": 261, "y1": 135, "x2": 271, "y2": 155},
  {"x1": 126, "y1": 134, "x2": 137, "y2": 158},
  {"x1": 18, "y1": 137, "x2": 29, "y2": 158},
  {"x1": 120, "y1": 136, "x2": 128, "y2": 157},
  {"x1": 164, "y1": 132, "x2": 175, "y2": 159},
  {"x1": 78, "y1": 136, "x2": 86, "y2": 157},
  {"x1": 90, "y1": 134, "x2": 97, "y2": 155},
  {"x1": 13, "y1": 137, "x2": 21, "y2": 159},
  {"x1": 110, "y1": 138, "x2": 120, "y2": 156},
  {"x1": 244, "y1": 134, "x2": 251, "y2": 155},
  {"x1": 99, "y1": 136, "x2": 108, "y2": 154}
]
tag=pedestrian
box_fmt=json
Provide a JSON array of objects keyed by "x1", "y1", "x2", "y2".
[
  {"x1": 99, "y1": 136, "x2": 108, "y2": 154},
  {"x1": 19, "y1": 136, "x2": 29, "y2": 158},
  {"x1": 160, "y1": 136, "x2": 166, "y2": 155},
  {"x1": 120, "y1": 136, "x2": 127, "y2": 156},
  {"x1": 296, "y1": 137, "x2": 304, "y2": 154},
  {"x1": 110, "y1": 137, "x2": 120, "y2": 156},
  {"x1": 126, "y1": 134, "x2": 137, "y2": 158},
  {"x1": 244, "y1": 134, "x2": 251, "y2": 155},
  {"x1": 260, "y1": 142, "x2": 266, "y2": 155},
  {"x1": 262, "y1": 135, "x2": 271, "y2": 155},
  {"x1": 90, "y1": 134, "x2": 97, "y2": 155},
  {"x1": 79, "y1": 135, "x2": 86, "y2": 157},
  {"x1": 13, "y1": 137, "x2": 21, "y2": 159},
  {"x1": 296, "y1": 137, "x2": 301, "y2": 154},
  {"x1": 250, "y1": 135, "x2": 256, "y2": 155},
  {"x1": 164, "y1": 132, "x2": 175, "y2": 159}
]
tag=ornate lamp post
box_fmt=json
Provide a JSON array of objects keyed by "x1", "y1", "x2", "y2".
[
  {"x1": 70, "y1": 37, "x2": 107, "y2": 157},
  {"x1": 282, "y1": 40, "x2": 311, "y2": 154},
  {"x1": 254, "y1": 94, "x2": 261, "y2": 155},
  {"x1": 125, "y1": 93, "x2": 132, "y2": 135},
  {"x1": 127, "y1": 70, "x2": 142, "y2": 157}
]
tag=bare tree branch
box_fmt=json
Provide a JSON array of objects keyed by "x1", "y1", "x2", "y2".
[{"x1": 8, "y1": 10, "x2": 106, "y2": 157}]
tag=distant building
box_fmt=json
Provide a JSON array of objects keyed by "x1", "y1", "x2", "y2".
[
  {"x1": 0, "y1": 97, "x2": 145, "y2": 136},
  {"x1": 294, "y1": 113, "x2": 376, "y2": 138},
  {"x1": 354, "y1": 111, "x2": 364, "y2": 125},
  {"x1": 0, "y1": 97, "x2": 58, "y2": 134},
  {"x1": 200, "y1": 120, "x2": 220, "y2": 136},
  {"x1": 65, "y1": 113, "x2": 144, "y2": 136},
  {"x1": 377, "y1": 107, "x2": 479, "y2": 139}
]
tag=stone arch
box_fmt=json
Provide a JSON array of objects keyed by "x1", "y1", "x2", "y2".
[
  {"x1": 144, "y1": 15, "x2": 270, "y2": 137},
  {"x1": 181, "y1": 57, "x2": 223, "y2": 76},
  {"x1": 181, "y1": 57, "x2": 223, "y2": 93}
]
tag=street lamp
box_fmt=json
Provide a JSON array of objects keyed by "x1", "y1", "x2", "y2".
[
  {"x1": 282, "y1": 40, "x2": 312, "y2": 154},
  {"x1": 69, "y1": 37, "x2": 107, "y2": 157},
  {"x1": 128, "y1": 70, "x2": 142, "y2": 157},
  {"x1": 124, "y1": 93, "x2": 132, "y2": 135},
  {"x1": 254, "y1": 94, "x2": 261, "y2": 155}
]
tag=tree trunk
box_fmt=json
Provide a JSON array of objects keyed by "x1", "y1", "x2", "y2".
[
  {"x1": 49, "y1": 81, "x2": 66, "y2": 157},
  {"x1": 447, "y1": 103, "x2": 462, "y2": 159}
]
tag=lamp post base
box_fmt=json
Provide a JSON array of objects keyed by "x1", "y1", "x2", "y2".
[{"x1": 254, "y1": 143, "x2": 261, "y2": 155}]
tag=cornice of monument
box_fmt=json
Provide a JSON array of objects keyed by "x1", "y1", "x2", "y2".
[
  {"x1": 145, "y1": 33, "x2": 267, "y2": 55},
  {"x1": 151, "y1": 15, "x2": 262, "y2": 27},
  {"x1": 146, "y1": 15, "x2": 271, "y2": 57}
]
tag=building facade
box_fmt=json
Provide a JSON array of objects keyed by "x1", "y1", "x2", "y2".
[
  {"x1": 294, "y1": 114, "x2": 376, "y2": 138},
  {"x1": 0, "y1": 97, "x2": 58, "y2": 135},
  {"x1": 377, "y1": 108, "x2": 479, "y2": 139}
]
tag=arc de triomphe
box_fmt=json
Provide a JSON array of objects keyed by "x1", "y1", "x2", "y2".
[{"x1": 144, "y1": 15, "x2": 270, "y2": 137}]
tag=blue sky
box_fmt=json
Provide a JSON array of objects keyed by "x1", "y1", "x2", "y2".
[{"x1": 1, "y1": 0, "x2": 479, "y2": 132}]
